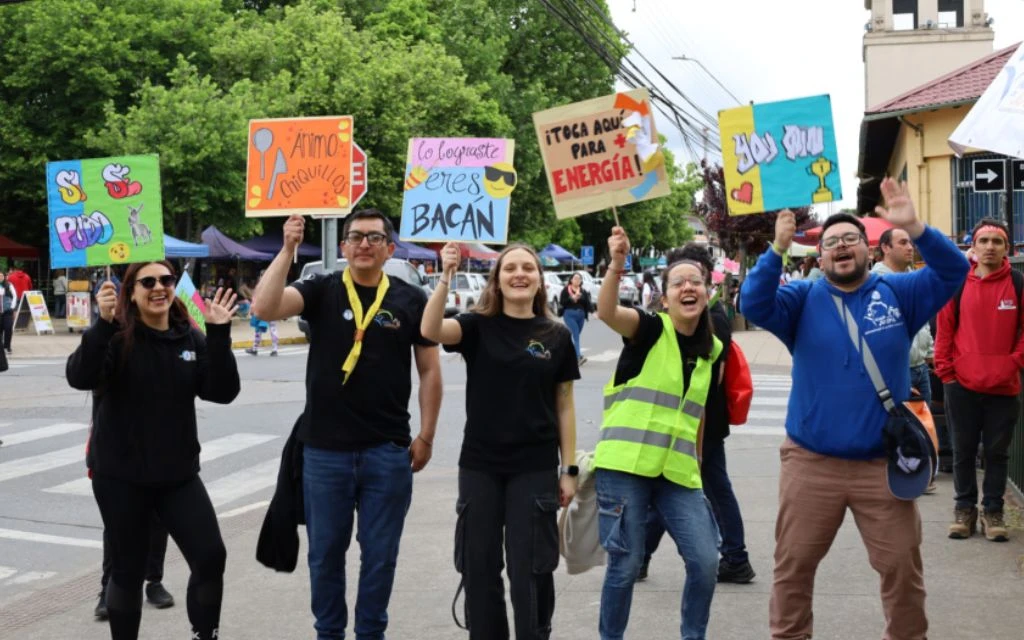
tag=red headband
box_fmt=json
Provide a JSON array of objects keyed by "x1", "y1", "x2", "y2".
[{"x1": 975, "y1": 225, "x2": 1008, "y2": 241}]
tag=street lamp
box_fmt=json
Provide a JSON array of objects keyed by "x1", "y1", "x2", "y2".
[{"x1": 673, "y1": 55, "x2": 742, "y2": 106}]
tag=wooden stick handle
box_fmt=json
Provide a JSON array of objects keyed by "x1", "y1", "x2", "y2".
[{"x1": 612, "y1": 204, "x2": 621, "y2": 228}]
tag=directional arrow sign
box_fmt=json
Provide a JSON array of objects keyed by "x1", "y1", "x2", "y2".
[
  {"x1": 1013, "y1": 160, "x2": 1024, "y2": 192},
  {"x1": 973, "y1": 159, "x2": 1005, "y2": 193}
]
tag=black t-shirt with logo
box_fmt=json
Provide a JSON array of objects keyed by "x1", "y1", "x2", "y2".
[
  {"x1": 613, "y1": 306, "x2": 727, "y2": 440},
  {"x1": 445, "y1": 313, "x2": 580, "y2": 473},
  {"x1": 291, "y1": 272, "x2": 433, "y2": 450}
]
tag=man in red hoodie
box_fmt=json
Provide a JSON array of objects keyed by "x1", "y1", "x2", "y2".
[{"x1": 935, "y1": 218, "x2": 1022, "y2": 542}]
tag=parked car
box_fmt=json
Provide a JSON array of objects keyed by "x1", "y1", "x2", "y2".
[
  {"x1": 543, "y1": 272, "x2": 564, "y2": 315},
  {"x1": 296, "y1": 258, "x2": 453, "y2": 340},
  {"x1": 619, "y1": 274, "x2": 640, "y2": 306},
  {"x1": 445, "y1": 271, "x2": 486, "y2": 313},
  {"x1": 552, "y1": 270, "x2": 600, "y2": 301},
  {"x1": 423, "y1": 273, "x2": 461, "y2": 317}
]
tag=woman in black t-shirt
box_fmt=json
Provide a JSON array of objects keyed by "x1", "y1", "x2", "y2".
[
  {"x1": 422, "y1": 242, "x2": 580, "y2": 640},
  {"x1": 559, "y1": 272, "x2": 591, "y2": 365}
]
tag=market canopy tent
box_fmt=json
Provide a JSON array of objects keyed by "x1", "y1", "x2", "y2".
[
  {"x1": 539, "y1": 243, "x2": 575, "y2": 262},
  {"x1": 165, "y1": 234, "x2": 210, "y2": 258},
  {"x1": 795, "y1": 216, "x2": 894, "y2": 247},
  {"x1": 241, "y1": 229, "x2": 320, "y2": 258},
  {"x1": 200, "y1": 225, "x2": 274, "y2": 260},
  {"x1": 429, "y1": 241, "x2": 500, "y2": 261},
  {"x1": 0, "y1": 234, "x2": 40, "y2": 259},
  {"x1": 390, "y1": 233, "x2": 436, "y2": 261}
]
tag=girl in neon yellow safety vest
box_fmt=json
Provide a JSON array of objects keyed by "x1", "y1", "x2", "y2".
[{"x1": 593, "y1": 226, "x2": 724, "y2": 640}]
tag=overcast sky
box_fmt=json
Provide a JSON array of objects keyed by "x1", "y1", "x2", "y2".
[{"x1": 607, "y1": 0, "x2": 1024, "y2": 215}]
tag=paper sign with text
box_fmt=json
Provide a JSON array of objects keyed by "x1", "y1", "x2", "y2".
[
  {"x1": 46, "y1": 155, "x2": 165, "y2": 268},
  {"x1": 398, "y1": 138, "x2": 515, "y2": 243},
  {"x1": 246, "y1": 116, "x2": 356, "y2": 217},
  {"x1": 718, "y1": 94, "x2": 841, "y2": 215},
  {"x1": 533, "y1": 88, "x2": 671, "y2": 219},
  {"x1": 949, "y1": 42, "x2": 1024, "y2": 159}
]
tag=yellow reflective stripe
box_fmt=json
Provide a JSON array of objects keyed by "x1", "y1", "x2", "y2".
[{"x1": 603, "y1": 386, "x2": 682, "y2": 411}]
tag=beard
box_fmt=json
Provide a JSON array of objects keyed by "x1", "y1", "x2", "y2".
[{"x1": 825, "y1": 256, "x2": 869, "y2": 285}]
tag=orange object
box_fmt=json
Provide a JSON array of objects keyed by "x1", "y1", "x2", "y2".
[{"x1": 245, "y1": 116, "x2": 355, "y2": 217}]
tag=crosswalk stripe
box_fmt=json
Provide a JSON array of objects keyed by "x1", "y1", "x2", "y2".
[
  {"x1": 0, "y1": 423, "x2": 89, "y2": 447},
  {"x1": 734, "y1": 426, "x2": 787, "y2": 436},
  {"x1": 0, "y1": 567, "x2": 16, "y2": 581},
  {"x1": 44, "y1": 433, "x2": 279, "y2": 496},
  {"x1": 206, "y1": 459, "x2": 280, "y2": 507},
  {"x1": 746, "y1": 409, "x2": 788, "y2": 421},
  {"x1": 0, "y1": 445, "x2": 86, "y2": 483},
  {"x1": 5, "y1": 570, "x2": 57, "y2": 585},
  {"x1": 751, "y1": 397, "x2": 788, "y2": 407},
  {"x1": 0, "y1": 527, "x2": 101, "y2": 549}
]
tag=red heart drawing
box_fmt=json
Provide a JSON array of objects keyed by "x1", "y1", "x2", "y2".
[{"x1": 731, "y1": 182, "x2": 754, "y2": 204}]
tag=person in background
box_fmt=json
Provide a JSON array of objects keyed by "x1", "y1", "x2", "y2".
[
  {"x1": 640, "y1": 271, "x2": 660, "y2": 311},
  {"x1": 559, "y1": 272, "x2": 592, "y2": 366},
  {"x1": 246, "y1": 311, "x2": 279, "y2": 357},
  {"x1": 801, "y1": 256, "x2": 824, "y2": 282},
  {"x1": 7, "y1": 264, "x2": 32, "y2": 299},
  {"x1": 53, "y1": 271, "x2": 68, "y2": 319},
  {"x1": 422, "y1": 241, "x2": 579, "y2": 640},
  {"x1": 1, "y1": 271, "x2": 16, "y2": 355}
]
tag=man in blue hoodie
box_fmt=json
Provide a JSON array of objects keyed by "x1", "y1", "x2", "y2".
[{"x1": 741, "y1": 178, "x2": 967, "y2": 640}]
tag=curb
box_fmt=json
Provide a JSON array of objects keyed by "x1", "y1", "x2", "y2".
[{"x1": 230, "y1": 336, "x2": 308, "y2": 349}]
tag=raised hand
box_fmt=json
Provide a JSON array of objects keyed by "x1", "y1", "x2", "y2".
[
  {"x1": 204, "y1": 287, "x2": 239, "y2": 325},
  {"x1": 283, "y1": 214, "x2": 305, "y2": 253},
  {"x1": 774, "y1": 209, "x2": 796, "y2": 251},
  {"x1": 608, "y1": 226, "x2": 630, "y2": 266},
  {"x1": 441, "y1": 242, "x2": 460, "y2": 277},
  {"x1": 96, "y1": 281, "x2": 118, "y2": 323},
  {"x1": 875, "y1": 177, "x2": 924, "y2": 236}
]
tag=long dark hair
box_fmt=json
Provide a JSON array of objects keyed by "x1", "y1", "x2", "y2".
[
  {"x1": 114, "y1": 261, "x2": 190, "y2": 366},
  {"x1": 473, "y1": 244, "x2": 551, "y2": 319},
  {"x1": 661, "y1": 259, "x2": 715, "y2": 358}
]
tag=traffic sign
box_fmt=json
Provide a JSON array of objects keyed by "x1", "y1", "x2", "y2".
[
  {"x1": 580, "y1": 245, "x2": 594, "y2": 266},
  {"x1": 973, "y1": 159, "x2": 1005, "y2": 192},
  {"x1": 1013, "y1": 160, "x2": 1024, "y2": 191},
  {"x1": 624, "y1": 254, "x2": 632, "y2": 270}
]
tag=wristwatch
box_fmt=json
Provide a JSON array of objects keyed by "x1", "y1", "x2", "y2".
[{"x1": 559, "y1": 465, "x2": 579, "y2": 477}]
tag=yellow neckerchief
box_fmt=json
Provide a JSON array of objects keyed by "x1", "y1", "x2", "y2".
[{"x1": 341, "y1": 267, "x2": 389, "y2": 385}]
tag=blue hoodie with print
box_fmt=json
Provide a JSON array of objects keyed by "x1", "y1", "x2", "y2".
[{"x1": 740, "y1": 226, "x2": 968, "y2": 459}]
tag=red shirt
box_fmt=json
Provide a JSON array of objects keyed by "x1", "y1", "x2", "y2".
[
  {"x1": 934, "y1": 259, "x2": 1024, "y2": 395},
  {"x1": 7, "y1": 269, "x2": 32, "y2": 299}
]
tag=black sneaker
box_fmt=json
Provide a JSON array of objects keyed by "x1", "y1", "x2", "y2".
[
  {"x1": 94, "y1": 590, "x2": 108, "y2": 620},
  {"x1": 636, "y1": 559, "x2": 650, "y2": 582},
  {"x1": 718, "y1": 559, "x2": 756, "y2": 584},
  {"x1": 145, "y1": 581, "x2": 175, "y2": 609}
]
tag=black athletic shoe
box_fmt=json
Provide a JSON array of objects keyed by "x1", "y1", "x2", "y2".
[
  {"x1": 717, "y1": 559, "x2": 756, "y2": 584},
  {"x1": 145, "y1": 581, "x2": 175, "y2": 609},
  {"x1": 94, "y1": 591, "x2": 108, "y2": 620}
]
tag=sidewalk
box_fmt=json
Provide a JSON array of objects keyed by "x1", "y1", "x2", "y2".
[
  {"x1": 6, "y1": 317, "x2": 307, "y2": 359},
  {"x1": 2, "y1": 451, "x2": 1022, "y2": 638}
]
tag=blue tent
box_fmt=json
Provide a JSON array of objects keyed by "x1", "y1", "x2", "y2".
[
  {"x1": 390, "y1": 233, "x2": 437, "y2": 261},
  {"x1": 241, "y1": 229, "x2": 320, "y2": 258},
  {"x1": 201, "y1": 226, "x2": 274, "y2": 260},
  {"x1": 539, "y1": 243, "x2": 575, "y2": 262},
  {"x1": 164, "y1": 234, "x2": 210, "y2": 258}
]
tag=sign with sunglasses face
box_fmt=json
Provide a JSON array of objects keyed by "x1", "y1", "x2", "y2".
[
  {"x1": 718, "y1": 94, "x2": 842, "y2": 215},
  {"x1": 46, "y1": 154, "x2": 165, "y2": 268},
  {"x1": 246, "y1": 116, "x2": 367, "y2": 218},
  {"x1": 399, "y1": 137, "x2": 516, "y2": 243},
  {"x1": 532, "y1": 88, "x2": 671, "y2": 219}
]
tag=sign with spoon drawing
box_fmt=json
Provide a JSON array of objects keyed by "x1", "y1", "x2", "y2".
[{"x1": 245, "y1": 116, "x2": 364, "y2": 217}]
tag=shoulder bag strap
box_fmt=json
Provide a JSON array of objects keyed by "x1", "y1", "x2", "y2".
[{"x1": 831, "y1": 294, "x2": 896, "y2": 413}]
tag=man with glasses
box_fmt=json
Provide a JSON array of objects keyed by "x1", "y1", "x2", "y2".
[
  {"x1": 741, "y1": 178, "x2": 968, "y2": 640},
  {"x1": 252, "y1": 209, "x2": 443, "y2": 640}
]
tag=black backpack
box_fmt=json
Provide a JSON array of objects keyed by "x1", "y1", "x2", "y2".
[{"x1": 951, "y1": 268, "x2": 1024, "y2": 331}]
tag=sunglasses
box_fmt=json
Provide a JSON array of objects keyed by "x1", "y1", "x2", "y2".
[
  {"x1": 484, "y1": 166, "x2": 517, "y2": 187},
  {"x1": 136, "y1": 275, "x2": 177, "y2": 289}
]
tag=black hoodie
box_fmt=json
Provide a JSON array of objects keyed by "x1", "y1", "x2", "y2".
[{"x1": 67, "y1": 318, "x2": 240, "y2": 485}]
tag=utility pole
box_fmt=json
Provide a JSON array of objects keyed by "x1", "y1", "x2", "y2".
[
  {"x1": 673, "y1": 55, "x2": 742, "y2": 106},
  {"x1": 322, "y1": 219, "x2": 339, "y2": 271}
]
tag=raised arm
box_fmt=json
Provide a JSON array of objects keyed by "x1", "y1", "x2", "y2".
[
  {"x1": 420, "y1": 242, "x2": 464, "y2": 345},
  {"x1": 196, "y1": 288, "x2": 241, "y2": 404},
  {"x1": 597, "y1": 226, "x2": 640, "y2": 339},
  {"x1": 66, "y1": 281, "x2": 118, "y2": 390},
  {"x1": 738, "y1": 210, "x2": 806, "y2": 347},
  {"x1": 251, "y1": 214, "x2": 306, "y2": 322}
]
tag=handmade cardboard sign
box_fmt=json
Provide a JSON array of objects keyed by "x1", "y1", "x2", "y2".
[{"x1": 46, "y1": 155, "x2": 165, "y2": 268}]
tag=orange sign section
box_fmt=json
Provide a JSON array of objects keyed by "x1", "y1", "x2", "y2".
[{"x1": 245, "y1": 116, "x2": 354, "y2": 217}]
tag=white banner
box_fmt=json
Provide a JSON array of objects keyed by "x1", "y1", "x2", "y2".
[{"x1": 949, "y1": 42, "x2": 1024, "y2": 159}]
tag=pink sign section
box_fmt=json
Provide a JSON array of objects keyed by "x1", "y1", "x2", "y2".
[{"x1": 410, "y1": 138, "x2": 507, "y2": 168}]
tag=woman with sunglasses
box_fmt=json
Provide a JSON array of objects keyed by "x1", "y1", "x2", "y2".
[
  {"x1": 66, "y1": 261, "x2": 240, "y2": 640},
  {"x1": 422, "y1": 242, "x2": 579, "y2": 640}
]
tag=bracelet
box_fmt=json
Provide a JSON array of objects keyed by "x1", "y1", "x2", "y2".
[
  {"x1": 438, "y1": 279, "x2": 450, "y2": 287},
  {"x1": 416, "y1": 435, "x2": 433, "y2": 447}
]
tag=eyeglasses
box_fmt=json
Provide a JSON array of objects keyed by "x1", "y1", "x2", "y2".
[
  {"x1": 136, "y1": 275, "x2": 177, "y2": 289},
  {"x1": 668, "y1": 276, "x2": 706, "y2": 289},
  {"x1": 821, "y1": 232, "x2": 865, "y2": 250},
  {"x1": 344, "y1": 231, "x2": 389, "y2": 246},
  {"x1": 484, "y1": 166, "x2": 517, "y2": 187}
]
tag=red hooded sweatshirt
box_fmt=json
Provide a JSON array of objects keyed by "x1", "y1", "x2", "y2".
[{"x1": 934, "y1": 259, "x2": 1024, "y2": 396}]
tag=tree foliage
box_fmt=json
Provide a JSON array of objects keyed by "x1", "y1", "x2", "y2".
[
  {"x1": 697, "y1": 162, "x2": 812, "y2": 256},
  {"x1": 0, "y1": 0, "x2": 697, "y2": 261}
]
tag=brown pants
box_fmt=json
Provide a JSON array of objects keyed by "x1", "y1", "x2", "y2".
[{"x1": 770, "y1": 438, "x2": 927, "y2": 640}]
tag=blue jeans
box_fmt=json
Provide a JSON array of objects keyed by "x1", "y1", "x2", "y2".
[
  {"x1": 562, "y1": 308, "x2": 585, "y2": 359},
  {"x1": 645, "y1": 439, "x2": 748, "y2": 567},
  {"x1": 303, "y1": 443, "x2": 413, "y2": 640},
  {"x1": 596, "y1": 469, "x2": 719, "y2": 640}
]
